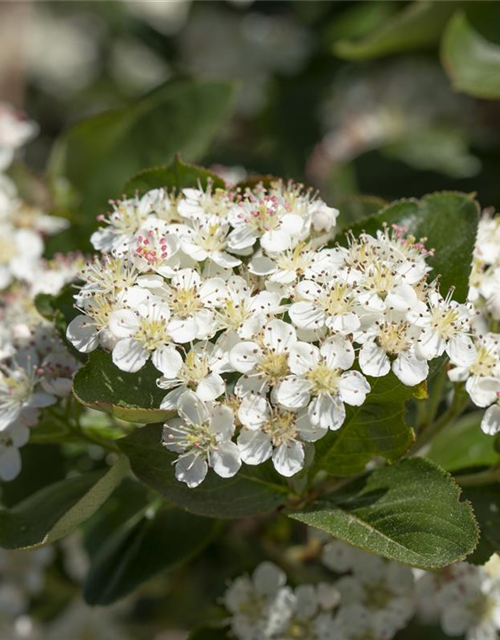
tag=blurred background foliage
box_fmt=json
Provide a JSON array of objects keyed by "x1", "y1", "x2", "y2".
[{"x1": 2, "y1": 1, "x2": 500, "y2": 639}]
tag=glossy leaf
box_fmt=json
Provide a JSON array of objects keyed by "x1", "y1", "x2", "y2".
[
  {"x1": 442, "y1": 11, "x2": 500, "y2": 99},
  {"x1": 346, "y1": 192, "x2": 479, "y2": 302},
  {"x1": 118, "y1": 424, "x2": 289, "y2": 518},
  {"x1": 0, "y1": 458, "x2": 129, "y2": 549},
  {"x1": 291, "y1": 458, "x2": 479, "y2": 569},
  {"x1": 428, "y1": 412, "x2": 499, "y2": 472},
  {"x1": 72, "y1": 350, "x2": 174, "y2": 423},
  {"x1": 49, "y1": 79, "x2": 233, "y2": 215},
  {"x1": 84, "y1": 506, "x2": 220, "y2": 605},
  {"x1": 124, "y1": 156, "x2": 225, "y2": 197},
  {"x1": 463, "y1": 484, "x2": 500, "y2": 565},
  {"x1": 333, "y1": 2, "x2": 458, "y2": 60},
  {"x1": 313, "y1": 373, "x2": 415, "y2": 477}
]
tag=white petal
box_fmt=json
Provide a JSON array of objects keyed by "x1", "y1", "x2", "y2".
[
  {"x1": 0, "y1": 447, "x2": 22, "y2": 481},
  {"x1": 482, "y1": 404, "x2": 500, "y2": 435},
  {"x1": 175, "y1": 453, "x2": 208, "y2": 488},
  {"x1": 248, "y1": 256, "x2": 275, "y2": 276},
  {"x1": 274, "y1": 376, "x2": 311, "y2": 409},
  {"x1": 199, "y1": 278, "x2": 227, "y2": 306},
  {"x1": 167, "y1": 318, "x2": 198, "y2": 343},
  {"x1": 209, "y1": 441, "x2": 241, "y2": 478},
  {"x1": 66, "y1": 315, "x2": 99, "y2": 353},
  {"x1": 447, "y1": 333, "x2": 477, "y2": 367},
  {"x1": 326, "y1": 312, "x2": 360, "y2": 334},
  {"x1": 272, "y1": 441, "x2": 304, "y2": 477},
  {"x1": 178, "y1": 391, "x2": 210, "y2": 426},
  {"x1": 417, "y1": 328, "x2": 444, "y2": 360},
  {"x1": 296, "y1": 410, "x2": 328, "y2": 442},
  {"x1": 289, "y1": 301, "x2": 324, "y2": 330},
  {"x1": 108, "y1": 310, "x2": 141, "y2": 340},
  {"x1": 466, "y1": 376, "x2": 500, "y2": 408},
  {"x1": 237, "y1": 429, "x2": 272, "y2": 465},
  {"x1": 392, "y1": 351, "x2": 428, "y2": 387},
  {"x1": 261, "y1": 229, "x2": 293, "y2": 254},
  {"x1": 159, "y1": 384, "x2": 185, "y2": 410},
  {"x1": 196, "y1": 373, "x2": 225, "y2": 402},
  {"x1": 238, "y1": 394, "x2": 269, "y2": 429},
  {"x1": 288, "y1": 342, "x2": 319, "y2": 375},
  {"x1": 151, "y1": 345, "x2": 183, "y2": 377},
  {"x1": 338, "y1": 371, "x2": 371, "y2": 406},
  {"x1": 320, "y1": 335, "x2": 354, "y2": 371},
  {"x1": 209, "y1": 404, "x2": 235, "y2": 440},
  {"x1": 262, "y1": 319, "x2": 296, "y2": 352},
  {"x1": 112, "y1": 339, "x2": 149, "y2": 373},
  {"x1": 359, "y1": 341, "x2": 390, "y2": 378},
  {"x1": 230, "y1": 342, "x2": 262, "y2": 373},
  {"x1": 253, "y1": 562, "x2": 286, "y2": 594},
  {"x1": 309, "y1": 395, "x2": 346, "y2": 431},
  {"x1": 234, "y1": 373, "x2": 269, "y2": 398}
]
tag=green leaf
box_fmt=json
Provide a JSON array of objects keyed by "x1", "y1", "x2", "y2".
[
  {"x1": 345, "y1": 192, "x2": 479, "y2": 303},
  {"x1": 313, "y1": 373, "x2": 415, "y2": 477},
  {"x1": 462, "y1": 484, "x2": 500, "y2": 564},
  {"x1": 442, "y1": 11, "x2": 500, "y2": 99},
  {"x1": 72, "y1": 350, "x2": 173, "y2": 424},
  {"x1": 118, "y1": 424, "x2": 289, "y2": 518},
  {"x1": 124, "y1": 156, "x2": 225, "y2": 197},
  {"x1": 49, "y1": 79, "x2": 233, "y2": 215},
  {"x1": 84, "y1": 505, "x2": 219, "y2": 605},
  {"x1": 428, "y1": 412, "x2": 499, "y2": 472},
  {"x1": 0, "y1": 457, "x2": 129, "y2": 549},
  {"x1": 291, "y1": 457, "x2": 479, "y2": 569},
  {"x1": 333, "y1": 1, "x2": 459, "y2": 60},
  {"x1": 35, "y1": 285, "x2": 84, "y2": 361}
]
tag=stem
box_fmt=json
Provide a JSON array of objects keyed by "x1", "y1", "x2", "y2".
[
  {"x1": 456, "y1": 466, "x2": 500, "y2": 487},
  {"x1": 423, "y1": 365, "x2": 448, "y2": 428},
  {"x1": 409, "y1": 383, "x2": 469, "y2": 455}
]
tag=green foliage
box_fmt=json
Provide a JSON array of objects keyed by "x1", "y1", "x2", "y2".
[
  {"x1": 118, "y1": 424, "x2": 289, "y2": 518},
  {"x1": 346, "y1": 192, "x2": 479, "y2": 303},
  {"x1": 124, "y1": 156, "x2": 225, "y2": 197},
  {"x1": 0, "y1": 458, "x2": 129, "y2": 550},
  {"x1": 441, "y1": 11, "x2": 500, "y2": 99},
  {"x1": 333, "y1": 2, "x2": 458, "y2": 60},
  {"x1": 84, "y1": 505, "x2": 220, "y2": 605},
  {"x1": 187, "y1": 628, "x2": 229, "y2": 640},
  {"x1": 428, "y1": 412, "x2": 499, "y2": 472},
  {"x1": 313, "y1": 374, "x2": 415, "y2": 477},
  {"x1": 72, "y1": 350, "x2": 174, "y2": 423},
  {"x1": 49, "y1": 79, "x2": 233, "y2": 215},
  {"x1": 291, "y1": 458, "x2": 479, "y2": 569},
  {"x1": 463, "y1": 484, "x2": 500, "y2": 564}
]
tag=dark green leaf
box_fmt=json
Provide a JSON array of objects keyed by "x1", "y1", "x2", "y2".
[
  {"x1": 49, "y1": 79, "x2": 233, "y2": 215},
  {"x1": 291, "y1": 457, "x2": 479, "y2": 569},
  {"x1": 124, "y1": 156, "x2": 225, "y2": 197},
  {"x1": 428, "y1": 412, "x2": 499, "y2": 472},
  {"x1": 313, "y1": 373, "x2": 415, "y2": 477},
  {"x1": 345, "y1": 192, "x2": 479, "y2": 302},
  {"x1": 188, "y1": 628, "x2": 229, "y2": 640},
  {"x1": 0, "y1": 458, "x2": 129, "y2": 549},
  {"x1": 84, "y1": 505, "x2": 219, "y2": 605},
  {"x1": 333, "y1": 1, "x2": 459, "y2": 60},
  {"x1": 442, "y1": 11, "x2": 500, "y2": 99},
  {"x1": 72, "y1": 350, "x2": 174, "y2": 423},
  {"x1": 118, "y1": 424, "x2": 289, "y2": 518},
  {"x1": 463, "y1": 484, "x2": 500, "y2": 565}
]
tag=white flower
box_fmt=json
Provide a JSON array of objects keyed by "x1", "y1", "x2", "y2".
[
  {"x1": 108, "y1": 296, "x2": 182, "y2": 373},
  {"x1": 178, "y1": 186, "x2": 235, "y2": 222},
  {"x1": 162, "y1": 391, "x2": 240, "y2": 487},
  {"x1": 0, "y1": 359, "x2": 56, "y2": 431},
  {"x1": 230, "y1": 319, "x2": 297, "y2": 397},
  {"x1": 213, "y1": 276, "x2": 284, "y2": 339},
  {"x1": 157, "y1": 342, "x2": 225, "y2": 409},
  {"x1": 180, "y1": 219, "x2": 242, "y2": 268},
  {"x1": 412, "y1": 289, "x2": 476, "y2": 366},
  {"x1": 0, "y1": 103, "x2": 38, "y2": 171},
  {"x1": 357, "y1": 313, "x2": 428, "y2": 386},
  {"x1": 275, "y1": 335, "x2": 370, "y2": 430},
  {"x1": 0, "y1": 423, "x2": 30, "y2": 481},
  {"x1": 280, "y1": 584, "x2": 340, "y2": 640},
  {"x1": 224, "y1": 562, "x2": 293, "y2": 640},
  {"x1": 162, "y1": 268, "x2": 227, "y2": 342},
  {"x1": 237, "y1": 395, "x2": 321, "y2": 477},
  {"x1": 0, "y1": 225, "x2": 44, "y2": 290},
  {"x1": 289, "y1": 279, "x2": 360, "y2": 334},
  {"x1": 129, "y1": 224, "x2": 182, "y2": 277}
]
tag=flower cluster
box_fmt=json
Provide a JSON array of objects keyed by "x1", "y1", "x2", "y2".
[
  {"x1": 68, "y1": 181, "x2": 477, "y2": 487},
  {"x1": 222, "y1": 539, "x2": 500, "y2": 640},
  {"x1": 0, "y1": 105, "x2": 81, "y2": 482}
]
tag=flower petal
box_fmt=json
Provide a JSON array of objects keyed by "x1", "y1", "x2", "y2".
[{"x1": 112, "y1": 339, "x2": 149, "y2": 373}]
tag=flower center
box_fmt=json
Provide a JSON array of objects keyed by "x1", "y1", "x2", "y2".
[
  {"x1": 83, "y1": 295, "x2": 117, "y2": 329},
  {"x1": 306, "y1": 364, "x2": 340, "y2": 395},
  {"x1": 168, "y1": 286, "x2": 202, "y2": 318},
  {"x1": 430, "y1": 306, "x2": 462, "y2": 339},
  {"x1": 276, "y1": 243, "x2": 313, "y2": 275},
  {"x1": 215, "y1": 298, "x2": 251, "y2": 331},
  {"x1": 135, "y1": 231, "x2": 170, "y2": 267},
  {"x1": 263, "y1": 410, "x2": 297, "y2": 446},
  {"x1": 135, "y1": 318, "x2": 171, "y2": 351},
  {"x1": 243, "y1": 197, "x2": 283, "y2": 233},
  {"x1": 179, "y1": 351, "x2": 210, "y2": 385},
  {"x1": 470, "y1": 346, "x2": 498, "y2": 376},
  {"x1": 376, "y1": 321, "x2": 412, "y2": 355},
  {"x1": 0, "y1": 236, "x2": 18, "y2": 264},
  {"x1": 257, "y1": 351, "x2": 289, "y2": 383},
  {"x1": 319, "y1": 283, "x2": 353, "y2": 315},
  {"x1": 80, "y1": 257, "x2": 138, "y2": 293},
  {"x1": 194, "y1": 223, "x2": 228, "y2": 252}
]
